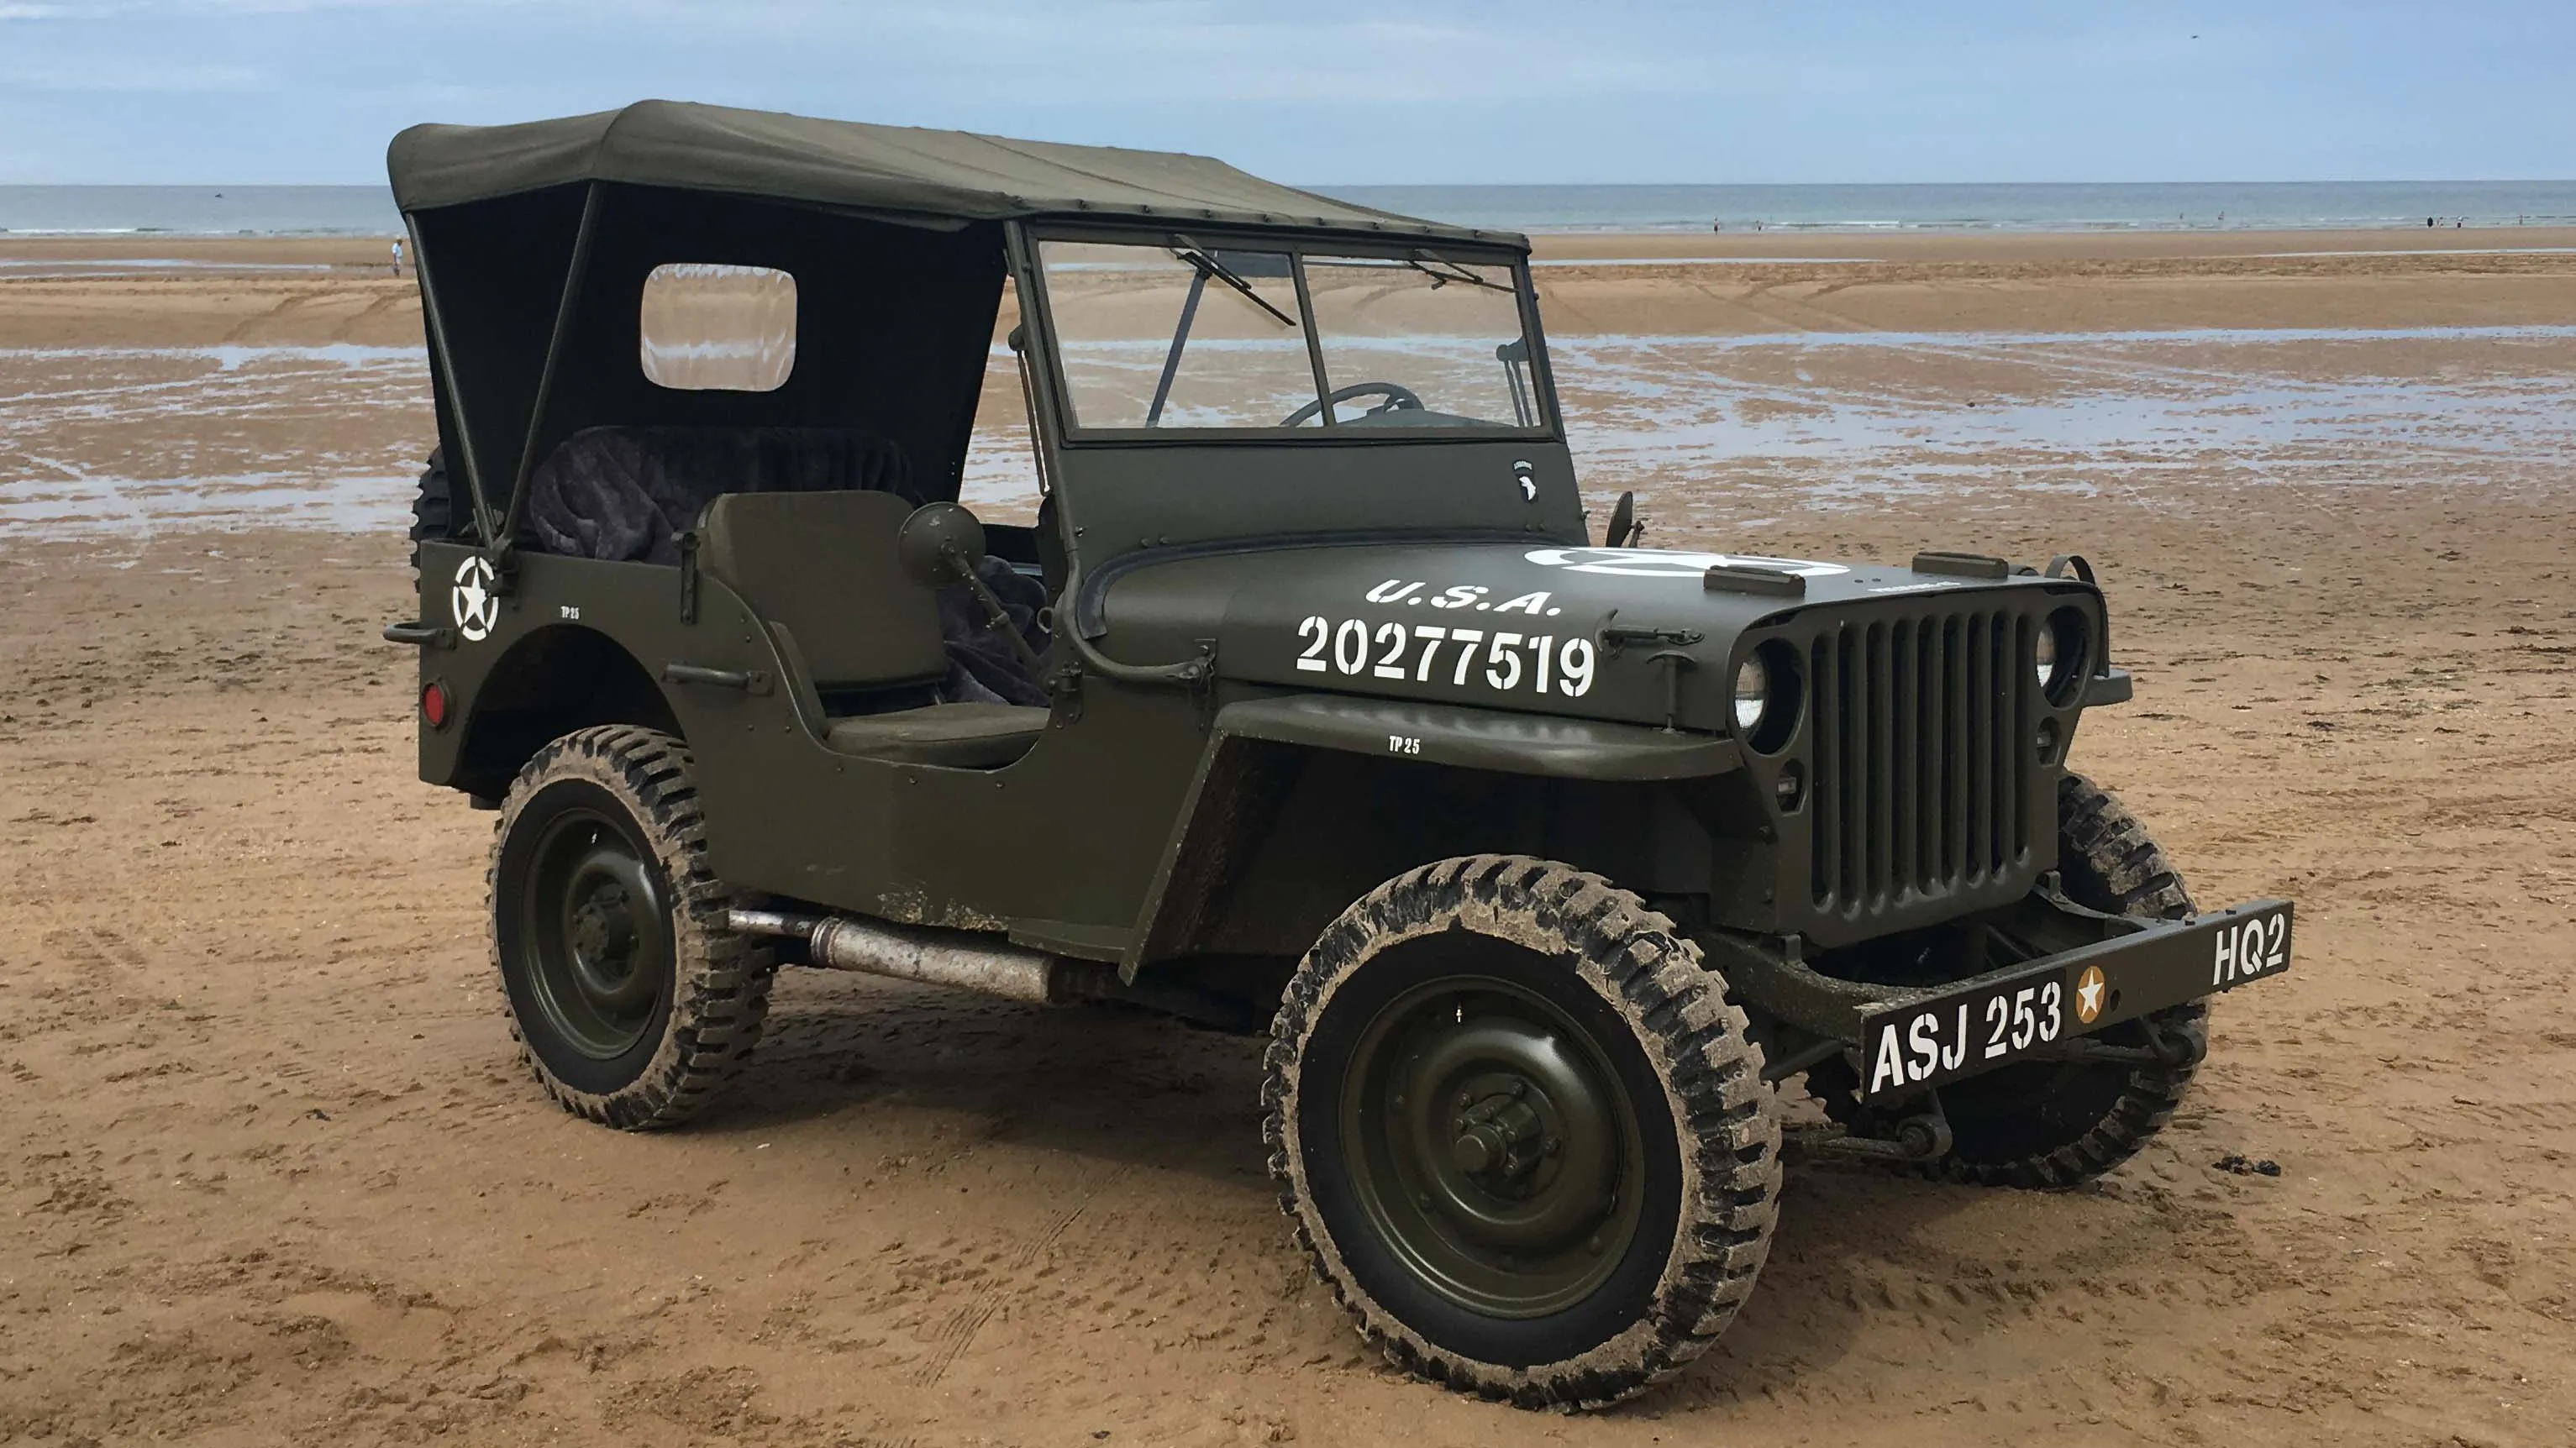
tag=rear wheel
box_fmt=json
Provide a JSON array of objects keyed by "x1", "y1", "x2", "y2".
[
  {"x1": 1264, "y1": 856, "x2": 1780, "y2": 1409},
  {"x1": 489, "y1": 726, "x2": 773, "y2": 1129},
  {"x1": 1818, "y1": 772, "x2": 2208, "y2": 1188}
]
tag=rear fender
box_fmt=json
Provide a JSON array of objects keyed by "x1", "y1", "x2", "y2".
[
  {"x1": 444, "y1": 624, "x2": 679, "y2": 798},
  {"x1": 408, "y1": 544, "x2": 786, "y2": 800}
]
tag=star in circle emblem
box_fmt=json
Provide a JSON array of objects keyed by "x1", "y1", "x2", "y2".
[
  {"x1": 2074, "y1": 965, "x2": 2109, "y2": 1026},
  {"x1": 450, "y1": 554, "x2": 499, "y2": 642},
  {"x1": 1522, "y1": 546, "x2": 1850, "y2": 580}
]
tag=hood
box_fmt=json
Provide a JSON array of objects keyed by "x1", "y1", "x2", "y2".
[{"x1": 1092, "y1": 541, "x2": 2099, "y2": 734}]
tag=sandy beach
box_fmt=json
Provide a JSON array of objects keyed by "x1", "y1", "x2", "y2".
[{"x1": 3, "y1": 231, "x2": 2573, "y2": 1446}]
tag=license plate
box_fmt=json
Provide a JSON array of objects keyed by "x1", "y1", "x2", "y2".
[{"x1": 1855, "y1": 900, "x2": 2292, "y2": 1101}]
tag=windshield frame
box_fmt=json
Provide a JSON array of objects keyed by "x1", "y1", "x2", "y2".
[{"x1": 1017, "y1": 221, "x2": 1562, "y2": 447}]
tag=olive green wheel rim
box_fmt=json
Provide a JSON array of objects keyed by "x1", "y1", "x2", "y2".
[
  {"x1": 1338, "y1": 974, "x2": 1648, "y2": 1319},
  {"x1": 516, "y1": 806, "x2": 671, "y2": 1060}
]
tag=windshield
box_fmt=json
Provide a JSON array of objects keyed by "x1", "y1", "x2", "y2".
[{"x1": 1036, "y1": 238, "x2": 1547, "y2": 435}]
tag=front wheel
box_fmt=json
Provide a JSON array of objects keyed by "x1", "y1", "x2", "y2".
[
  {"x1": 1264, "y1": 856, "x2": 1780, "y2": 1409},
  {"x1": 489, "y1": 726, "x2": 773, "y2": 1129}
]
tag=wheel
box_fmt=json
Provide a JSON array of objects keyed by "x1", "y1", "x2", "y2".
[
  {"x1": 1263, "y1": 855, "x2": 1780, "y2": 1409},
  {"x1": 488, "y1": 725, "x2": 774, "y2": 1129},
  {"x1": 410, "y1": 448, "x2": 452, "y2": 544},
  {"x1": 410, "y1": 449, "x2": 453, "y2": 569},
  {"x1": 1816, "y1": 771, "x2": 2208, "y2": 1188}
]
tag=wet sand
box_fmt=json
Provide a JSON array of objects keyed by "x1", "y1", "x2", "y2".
[{"x1": 3, "y1": 236, "x2": 2573, "y2": 1446}]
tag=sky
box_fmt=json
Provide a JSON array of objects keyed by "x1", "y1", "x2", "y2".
[{"x1": 1, "y1": 1, "x2": 2571, "y2": 186}]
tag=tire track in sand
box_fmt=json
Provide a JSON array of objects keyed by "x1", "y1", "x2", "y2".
[{"x1": 912, "y1": 1157, "x2": 1137, "y2": 1388}]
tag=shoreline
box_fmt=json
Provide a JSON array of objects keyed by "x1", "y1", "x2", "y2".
[
  {"x1": 1529, "y1": 223, "x2": 2576, "y2": 262},
  {"x1": 6, "y1": 223, "x2": 2576, "y2": 265}
]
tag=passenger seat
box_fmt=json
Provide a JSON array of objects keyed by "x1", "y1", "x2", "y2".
[{"x1": 694, "y1": 491, "x2": 1049, "y2": 769}]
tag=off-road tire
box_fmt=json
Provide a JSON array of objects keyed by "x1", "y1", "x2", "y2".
[
  {"x1": 489, "y1": 726, "x2": 774, "y2": 1129},
  {"x1": 1263, "y1": 855, "x2": 1780, "y2": 1409},
  {"x1": 410, "y1": 449, "x2": 452, "y2": 565},
  {"x1": 1819, "y1": 772, "x2": 2208, "y2": 1188}
]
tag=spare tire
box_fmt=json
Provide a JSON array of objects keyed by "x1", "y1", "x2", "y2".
[{"x1": 411, "y1": 448, "x2": 453, "y2": 548}]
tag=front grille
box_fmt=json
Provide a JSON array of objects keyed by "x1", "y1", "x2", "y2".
[{"x1": 1807, "y1": 608, "x2": 2033, "y2": 916}]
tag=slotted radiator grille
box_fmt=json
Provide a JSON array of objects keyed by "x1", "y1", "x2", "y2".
[{"x1": 1807, "y1": 609, "x2": 2033, "y2": 915}]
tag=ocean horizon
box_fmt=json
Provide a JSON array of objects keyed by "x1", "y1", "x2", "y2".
[{"x1": 3, "y1": 180, "x2": 2573, "y2": 238}]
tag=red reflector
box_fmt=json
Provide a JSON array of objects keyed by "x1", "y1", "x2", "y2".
[{"x1": 421, "y1": 681, "x2": 449, "y2": 728}]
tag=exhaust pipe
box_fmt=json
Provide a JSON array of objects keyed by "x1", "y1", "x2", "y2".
[
  {"x1": 727, "y1": 906, "x2": 1261, "y2": 1031},
  {"x1": 728, "y1": 907, "x2": 1057, "y2": 1003}
]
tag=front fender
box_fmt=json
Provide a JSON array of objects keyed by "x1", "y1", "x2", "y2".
[
  {"x1": 1212, "y1": 694, "x2": 1738, "y2": 782},
  {"x1": 1119, "y1": 692, "x2": 1740, "y2": 975}
]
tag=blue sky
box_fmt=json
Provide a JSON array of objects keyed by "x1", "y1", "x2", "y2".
[{"x1": 1, "y1": 1, "x2": 2570, "y2": 185}]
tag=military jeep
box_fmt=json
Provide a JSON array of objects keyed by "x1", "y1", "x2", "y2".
[{"x1": 384, "y1": 102, "x2": 2293, "y2": 1408}]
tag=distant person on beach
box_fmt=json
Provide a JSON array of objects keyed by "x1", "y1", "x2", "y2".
[{"x1": 391, "y1": 239, "x2": 403, "y2": 275}]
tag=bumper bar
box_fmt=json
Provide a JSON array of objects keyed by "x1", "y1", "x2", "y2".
[
  {"x1": 1709, "y1": 890, "x2": 2293, "y2": 1101},
  {"x1": 1851, "y1": 898, "x2": 2290, "y2": 1099}
]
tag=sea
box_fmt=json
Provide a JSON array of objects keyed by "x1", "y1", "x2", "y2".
[{"x1": 4, "y1": 181, "x2": 2573, "y2": 237}]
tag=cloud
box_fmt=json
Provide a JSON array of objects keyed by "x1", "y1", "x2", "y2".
[{"x1": 1, "y1": 2, "x2": 2570, "y2": 183}]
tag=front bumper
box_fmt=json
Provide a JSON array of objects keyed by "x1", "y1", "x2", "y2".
[
  {"x1": 1708, "y1": 887, "x2": 2293, "y2": 1100},
  {"x1": 1851, "y1": 897, "x2": 2290, "y2": 1099}
]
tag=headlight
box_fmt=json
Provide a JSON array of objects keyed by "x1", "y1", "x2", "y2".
[
  {"x1": 1732, "y1": 655, "x2": 1769, "y2": 733},
  {"x1": 2038, "y1": 607, "x2": 2090, "y2": 705}
]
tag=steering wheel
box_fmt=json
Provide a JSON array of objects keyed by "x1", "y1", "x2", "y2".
[{"x1": 1280, "y1": 381, "x2": 1426, "y2": 428}]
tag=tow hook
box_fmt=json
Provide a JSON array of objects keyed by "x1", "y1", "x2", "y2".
[{"x1": 2140, "y1": 1015, "x2": 2207, "y2": 1068}]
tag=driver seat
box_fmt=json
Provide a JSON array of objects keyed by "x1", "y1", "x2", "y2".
[{"x1": 694, "y1": 491, "x2": 1049, "y2": 769}]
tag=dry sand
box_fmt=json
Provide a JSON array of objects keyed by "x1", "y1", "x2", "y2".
[{"x1": 3, "y1": 234, "x2": 2573, "y2": 1447}]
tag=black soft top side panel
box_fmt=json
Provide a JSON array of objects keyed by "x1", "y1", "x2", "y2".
[{"x1": 413, "y1": 186, "x2": 1006, "y2": 525}]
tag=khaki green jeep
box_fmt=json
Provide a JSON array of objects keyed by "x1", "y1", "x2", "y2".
[{"x1": 385, "y1": 101, "x2": 2293, "y2": 1408}]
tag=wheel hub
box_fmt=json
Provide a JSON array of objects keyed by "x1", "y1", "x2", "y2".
[
  {"x1": 513, "y1": 811, "x2": 670, "y2": 1060},
  {"x1": 1340, "y1": 975, "x2": 1646, "y2": 1318},
  {"x1": 565, "y1": 865, "x2": 645, "y2": 999},
  {"x1": 1401, "y1": 1020, "x2": 1619, "y2": 1257},
  {"x1": 1449, "y1": 1086, "x2": 1545, "y2": 1182}
]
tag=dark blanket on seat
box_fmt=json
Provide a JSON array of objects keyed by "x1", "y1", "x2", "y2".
[
  {"x1": 526, "y1": 427, "x2": 918, "y2": 564},
  {"x1": 527, "y1": 425, "x2": 1049, "y2": 706},
  {"x1": 937, "y1": 559, "x2": 1053, "y2": 707}
]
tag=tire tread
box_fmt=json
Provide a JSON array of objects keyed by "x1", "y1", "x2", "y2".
[
  {"x1": 489, "y1": 725, "x2": 774, "y2": 1131},
  {"x1": 1262, "y1": 854, "x2": 1781, "y2": 1409}
]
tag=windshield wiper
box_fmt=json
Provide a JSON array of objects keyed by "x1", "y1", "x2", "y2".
[
  {"x1": 1402, "y1": 251, "x2": 1517, "y2": 294},
  {"x1": 1170, "y1": 237, "x2": 1296, "y2": 327}
]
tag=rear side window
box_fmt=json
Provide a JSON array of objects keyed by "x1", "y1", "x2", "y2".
[{"x1": 640, "y1": 263, "x2": 796, "y2": 391}]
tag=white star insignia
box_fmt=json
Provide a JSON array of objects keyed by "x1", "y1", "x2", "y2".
[
  {"x1": 2075, "y1": 967, "x2": 2107, "y2": 1023},
  {"x1": 451, "y1": 556, "x2": 500, "y2": 640}
]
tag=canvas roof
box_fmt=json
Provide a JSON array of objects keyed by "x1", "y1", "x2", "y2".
[{"x1": 386, "y1": 100, "x2": 1521, "y2": 249}]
